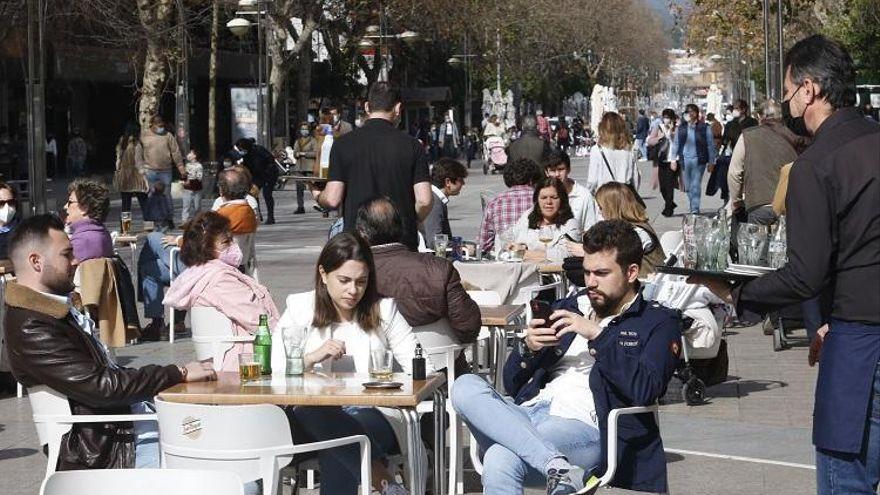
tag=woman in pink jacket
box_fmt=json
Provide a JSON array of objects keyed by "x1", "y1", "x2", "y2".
[{"x1": 163, "y1": 211, "x2": 280, "y2": 371}]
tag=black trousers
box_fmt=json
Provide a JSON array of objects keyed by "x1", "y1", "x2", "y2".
[
  {"x1": 120, "y1": 192, "x2": 148, "y2": 214},
  {"x1": 262, "y1": 183, "x2": 275, "y2": 221},
  {"x1": 657, "y1": 160, "x2": 678, "y2": 211}
]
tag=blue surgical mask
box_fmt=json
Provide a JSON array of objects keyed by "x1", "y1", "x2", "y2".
[{"x1": 156, "y1": 127, "x2": 166, "y2": 135}]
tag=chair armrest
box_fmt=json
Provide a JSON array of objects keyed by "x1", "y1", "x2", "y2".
[
  {"x1": 33, "y1": 413, "x2": 158, "y2": 424},
  {"x1": 164, "y1": 434, "x2": 369, "y2": 460},
  {"x1": 595, "y1": 404, "x2": 660, "y2": 488}
]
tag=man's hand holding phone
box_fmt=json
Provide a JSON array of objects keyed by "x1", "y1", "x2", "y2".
[
  {"x1": 551, "y1": 309, "x2": 603, "y2": 341},
  {"x1": 525, "y1": 299, "x2": 560, "y2": 352}
]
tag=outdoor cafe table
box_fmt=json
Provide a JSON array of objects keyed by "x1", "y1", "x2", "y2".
[
  {"x1": 159, "y1": 371, "x2": 447, "y2": 495},
  {"x1": 478, "y1": 304, "x2": 526, "y2": 392},
  {"x1": 115, "y1": 232, "x2": 144, "y2": 271},
  {"x1": 454, "y1": 260, "x2": 540, "y2": 304}
]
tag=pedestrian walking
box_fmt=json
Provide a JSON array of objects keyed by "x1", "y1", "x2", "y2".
[
  {"x1": 67, "y1": 128, "x2": 88, "y2": 177},
  {"x1": 674, "y1": 104, "x2": 716, "y2": 213},
  {"x1": 291, "y1": 121, "x2": 318, "y2": 215},
  {"x1": 136, "y1": 115, "x2": 185, "y2": 229},
  {"x1": 113, "y1": 123, "x2": 149, "y2": 216},
  {"x1": 235, "y1": 138, "x2": 278, "y2": 224},
  {"x1": 439, "y1": 114, "x2": 460, "y2": 158},
  {"x1": 647, "y1": 109, "x2": 680, "y2": 217},
  {"x1": 587, "y1": 111, "x2": 640, "y2": 195},
  {"x1": 635, "y1": 109, "x2": 650, "y2": 159}
]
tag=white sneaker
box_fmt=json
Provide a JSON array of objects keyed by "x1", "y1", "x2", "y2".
[{"x1": 380, "y1": 479, "x2": 410, "y2": 495}]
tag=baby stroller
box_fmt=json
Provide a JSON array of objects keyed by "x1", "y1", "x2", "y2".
[
  {"x1": 483, "y1": 135, "x2": 508, "y2": 175},
  {"x1": 644, "y1": 230, "x2": 732, "y2": 405}
]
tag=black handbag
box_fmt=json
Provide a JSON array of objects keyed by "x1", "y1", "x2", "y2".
[
  {"x1": 600, "y1": 149, "x2": 647, "y2": 209},
  {"x1": 647, "y1": 136, "x2": 669, "y2": 161}
]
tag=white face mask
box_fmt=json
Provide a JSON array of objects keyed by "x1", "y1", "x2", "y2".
[
  {"x1": 683, "y1": 114, "x2": 692, "y2": 123},
  {"x1": 0, "y1": 204, "x2": 14, "y2": 224},
  {"x1": 732, "y1": 110, "x2": 742, "y2": 119},
  {"x1": 662, "y1": 118, "x2": 672, "y2": 125}
]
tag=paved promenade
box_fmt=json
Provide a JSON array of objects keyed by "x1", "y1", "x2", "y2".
[{"x1": 0, "y1": 156, "x2": 818, "y2": 494}]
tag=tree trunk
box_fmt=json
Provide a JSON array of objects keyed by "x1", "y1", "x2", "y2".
[
  {"x1": 136, "y1": 0, "x2": 175, "y2": 129},
  {"x1": 295, "y1": 34, "x2": 313, "y2": 126},
  {"x1": 208, "y1": 0, "x2": 218, "y2": 161}
]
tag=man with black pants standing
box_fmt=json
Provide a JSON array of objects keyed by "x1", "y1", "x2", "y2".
[
  {"x1": 312, "y1": 82, "x2": 433, "y2": 250},
  {"x1": 698, "y1": 35, "x2": 880, "y2": 494},
  {"x1": 711, "y1": 99, "x2": 759, "y2": 206}
]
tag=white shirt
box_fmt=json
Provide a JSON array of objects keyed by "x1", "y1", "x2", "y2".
[
  {"x1": 509, "y1": 210, "x2": 581, "y2": 261},
  {"x1": 567, "y1": 181, "x2": 599, "y2": 232},
  {"x1": 587, "y1": 145, "x2": 640, "y2": 194},
  {"x1": 430, "y1": 184, "x2": 449, "y2": 205},
  {"x1": 211, "y1": 195, "x2": 258, "y2": 212},
  {"x1": 270, "y1": 291, "x2": 435, "y2": 375}
]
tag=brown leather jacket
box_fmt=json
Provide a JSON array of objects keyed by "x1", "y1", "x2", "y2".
[
  {"x1": 3, "y1": 282, "x2": 182, "y2": 470},
  {"x1": 372, "y1": 244, "x2": 480, "y2": 344}
]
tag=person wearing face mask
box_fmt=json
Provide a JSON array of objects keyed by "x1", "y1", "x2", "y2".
[
  {"x1": 674, "y1": 104, "x2": 717, "y2": 213},
  {"x1": 163, "y1": 211, "x2": 279, "y2": 371},
  {"x1": 695, "y1": 35, "x2": 880, "y2": 495},
  {"x1": 292, "y1": 122, "x2": 318, "y2": 214},
  {"x1": 135, "y1": 115, "x2": 185, "y2": 228},
  {"x1": 0, "y1": 182, "x2": 21, "y2": 258},
  {"x1": 329, "y1": 105, "x2": 353, "y2": 137},
  {"x1": 311, "y1": 82, "x2": 432, "y2": 251},
  {"x1": 710, "y1": 100, "x2": 758, "y2": 206},
  {"x1": 439, "y1": 113, "x2": 461, "y2": 158},
  {"x1": 646, "y1": 109, "x2": 680, "y2": 216}
]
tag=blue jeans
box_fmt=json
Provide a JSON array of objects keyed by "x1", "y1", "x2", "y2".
[
  {"x1": 636, "y1": 139, "x2": 647, "y2": 160},
  {"x1": 145, "y1": 169, "x2": 174, "y2": 225},
  {"x1": 816, "y1": 360, "x2": 880, "y2": 494},
  {"x1": 452, "y1": 374, "x2": 602, "y2": 494},
  {"x1": 137, "y1": 232, "x2": 186, "y2": 319},
  {"x1": 682, "y1": 156, "x2": 705, "y2": 213},
  {"x1": 288, "y1": 406, "x2": 399, "y2": 495}
]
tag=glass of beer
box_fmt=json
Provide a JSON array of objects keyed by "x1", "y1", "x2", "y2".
[
  {"x1": 120, "y1": 211, "x2": 132, "y2": 235},
  {"x1": 238, "y1": 353, "x2": 261, "y2": 381},
  {"x1": 369, "y1": 341, "x2": 394, "y2": 381}
]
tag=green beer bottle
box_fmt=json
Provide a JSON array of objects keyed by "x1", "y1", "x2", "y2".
[{"x1": 254, "y1": 314, "x2": 272, "y2": 375}]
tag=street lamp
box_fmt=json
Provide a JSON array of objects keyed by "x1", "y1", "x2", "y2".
[
  {"x1": 447, "y1": 35, "x2": 479, "y2": 128},
  {"x1": 226, "y1": 0, "x2": 270, "y2": 147}
]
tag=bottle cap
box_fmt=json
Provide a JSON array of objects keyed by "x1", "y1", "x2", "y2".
[{"x1": 415, "y1": 344, "x2": 423, "y2": 357}]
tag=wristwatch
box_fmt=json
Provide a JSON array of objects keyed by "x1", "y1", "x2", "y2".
[{"x1": 178, "y1": 365, "x2": 188, "y2": 382}]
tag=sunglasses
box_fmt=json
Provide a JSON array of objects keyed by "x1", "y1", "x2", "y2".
[{"x1": 0, "y1": 199, "x2": 14, "y2": 207}]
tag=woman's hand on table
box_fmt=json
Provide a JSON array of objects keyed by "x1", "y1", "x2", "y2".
[{"x1": 305, "y1": 339, "x2": 346, "y2": 368}]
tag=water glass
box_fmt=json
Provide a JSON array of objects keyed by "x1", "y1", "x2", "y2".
[
  {"x1": 238, "y1": 353, "x2": 261, "y2": 381},
  {"x1": 369, "y1": 341, "x2": 394, "y2": 381},
  {"x1": 282, "y1": 326, "x2": 306, "y2": 376},
  {"x1": 681, "y1": 214, "x2": 700, "y2": 269},
  {"x1": 434, "y1": 234, "x2": 449, "y2": 259},
  {"x1": 737, "y1": 223, "x2": 769, "y2": 266}
]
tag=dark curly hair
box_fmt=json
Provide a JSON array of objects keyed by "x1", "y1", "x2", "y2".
[
  {"x1": 583, "y1": 219, "x2": 643, "y2": 272},
  {"x1": 527, "y1": 177, "x2": 573, "y2": 229},
  {"x1": 503, "y1": 158, "x2": 542, "y2": 188},
  {"x1": 180, "y1": 211, "x2": 232, "y2": 266},
  {"x1": 68, "y1": 180, "x2": 110, "y2": 223}
]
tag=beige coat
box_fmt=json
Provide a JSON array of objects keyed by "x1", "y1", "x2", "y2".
[
  {"x1": 135, "y1": 130, "x2": 183, "y2": 171},
  {"x1": 114, "y1": 138, "x2": 148, "y2": 193}
]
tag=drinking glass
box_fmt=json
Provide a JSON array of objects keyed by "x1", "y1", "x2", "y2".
[
  {"x1": 369, "y1": 341, "x2": 394, "y2": 381},
  {"x1": 238, "y1": 353, "x2": 261, "y2": 381},
  {"x1": 120, "y1": 211, "x2": 132, "y2": 235},
  {"x1": 498, "y1": 228, "x2": 516, "y2": 261},
  {"x1": 434, "y1": 234, "x2": 449, "y2": 259},
  {"x1": 537, "y1": 225, "x2": 555, "y2": 263},
  {"x1": 737, "y1": 223, "x2": 769, "y2": 266},
  {"x1": 282, "y1": 325, "x2": 306, "y2": 376},
  {"x1": 681, "y1": 214, "x2": 700, "y2": 269}
]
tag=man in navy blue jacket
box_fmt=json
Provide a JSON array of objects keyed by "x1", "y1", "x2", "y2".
[{"x1": 453, "y1": 220, "x2": 682, "y2": 494}]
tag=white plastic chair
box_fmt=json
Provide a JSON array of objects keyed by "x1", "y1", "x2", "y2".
[
  {"x1": 28, "y1": 386, "x2": 157, "y2": 481},
  {"x1": 411, "y1": 319, "x2": 468, "y2": 495},
  {"x1": 41, "y1": 469, "x2": 245, "y2": 495},
  {"x1": 468, "y1": 403, "x2": 660, "y2": 492},
  {"x1": 155, "y1": 398, "x2": 371, "y2": 495},
  {"x1": 235, "y1": 232, "x2": 259, "y2": 281},
  {"x1": 659, "y1": 230, "x2": 683, "y2": 261},
  {"x1": 190, "y1": 307, "x2": 255, "y2": 372}
]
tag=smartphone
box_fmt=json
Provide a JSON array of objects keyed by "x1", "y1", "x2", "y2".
[{"x1": 530, "y1": 299, "x2": 555, "y2": 325}]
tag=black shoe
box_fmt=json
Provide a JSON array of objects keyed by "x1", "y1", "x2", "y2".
[
  {"x1": 139, "y1": 320, "x2": 163, "y2": 342},
  {"x1": 312, "y1": 205, "x2": 327, "y2": 214},
  {"x1": 265, "y1": 218, "x2": 276, "y2": 225},
  {"x1": 662, "y1": 207, "x2": 674, "y2": 217},
  {"x1": 293, "y1": 207, "x2": 306, "y2": 215}
]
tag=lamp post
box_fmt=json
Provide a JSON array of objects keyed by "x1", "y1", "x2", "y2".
[
  {"x1": 448, "y1": 35, "x2": 478, "y2": 129},
  {"x1": 227, "y1": 0, "x2": 271, "y2": 147},
  {"x1": 26, "y1": 0, "x2": 47, "y2": 215},
  {"x1": 175, "y1": 0, "x2": 190, "y2": 153},
  {"x1": 358, "y1": 22, "x2": 419, "y2": 83}
]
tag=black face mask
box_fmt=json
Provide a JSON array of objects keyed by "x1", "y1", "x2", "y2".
[{"x1": 782, "y1": 86, "x2": 810, "y2": 137}]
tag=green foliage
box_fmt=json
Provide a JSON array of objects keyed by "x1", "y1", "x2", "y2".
[{"x1": 824, "y1": 0, "x2": 880, "y2": 82}]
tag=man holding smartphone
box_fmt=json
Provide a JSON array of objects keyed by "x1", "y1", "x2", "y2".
[{"x1": 452, "y1": 220, "x2": 682, "y2": 494}]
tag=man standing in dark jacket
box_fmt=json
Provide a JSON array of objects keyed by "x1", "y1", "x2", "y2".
[
  {"x1": 453, "y1": 220, "x2": 681, "y2": 494},
  {"x1": 3, "y1": 215, "x2": 215, "y2": 470},
  {"x1": 710, "y1": 99, "x2": 759, "y2": 205},
  {"x1": 698, "y1": 35, "x2": 880, "y2": 495},
  {"x1": 355, "y1": 198, "x2": 480, "y2": 351},
  {"x1": 235, "y1": 138, "x2": 278, "y2": 224},
  {"x1": 509, "y1": 115, "x2": 548, "y2": 167},
  {"x1": 635, "y1": 110, "x2": 650, "y2": 159}
]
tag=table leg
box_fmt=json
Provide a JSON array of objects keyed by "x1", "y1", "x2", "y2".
[
  {"x1": 493, "y1": 327, "x2": 508, "y2": 392},
  {"x1": 129, "y1": 241, "x2": 138, "y2": 277},
  {"x1": 433, "y1": 389, "x2": 447, "y2": 495},
  {"x1": 402, "y1": 408, "x2": 425, "y2": 495}
]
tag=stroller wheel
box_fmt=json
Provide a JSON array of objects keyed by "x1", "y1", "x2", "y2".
[{"x1": 682, "y1": 377, "x2": 706, "y2": 405}]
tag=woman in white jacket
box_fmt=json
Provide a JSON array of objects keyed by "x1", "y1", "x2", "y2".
[
  {"x1": 508, "y1": 177, "x2": 581, "y2": 262},
  {"x1": 272, "y1": 232, "x2": 427, "y2": 495},
  {"x1": 587, "y1": 111, "x2": 640, "y2": 194}
]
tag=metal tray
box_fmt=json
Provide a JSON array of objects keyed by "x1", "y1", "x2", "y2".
[
  {"x1": 655, "y1": 265, "x2": 759, "y2": 282},
  {"x1": 362, "y1": 381, "x2": 404, "y2": 390}
]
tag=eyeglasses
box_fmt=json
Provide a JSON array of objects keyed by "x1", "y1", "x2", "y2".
[
  {"x1": 65, "y1": 200, "x2": 78, "y2": 206},
  {"x1": 0, "y1": 200, "x2": 14, "y2": 207}
]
